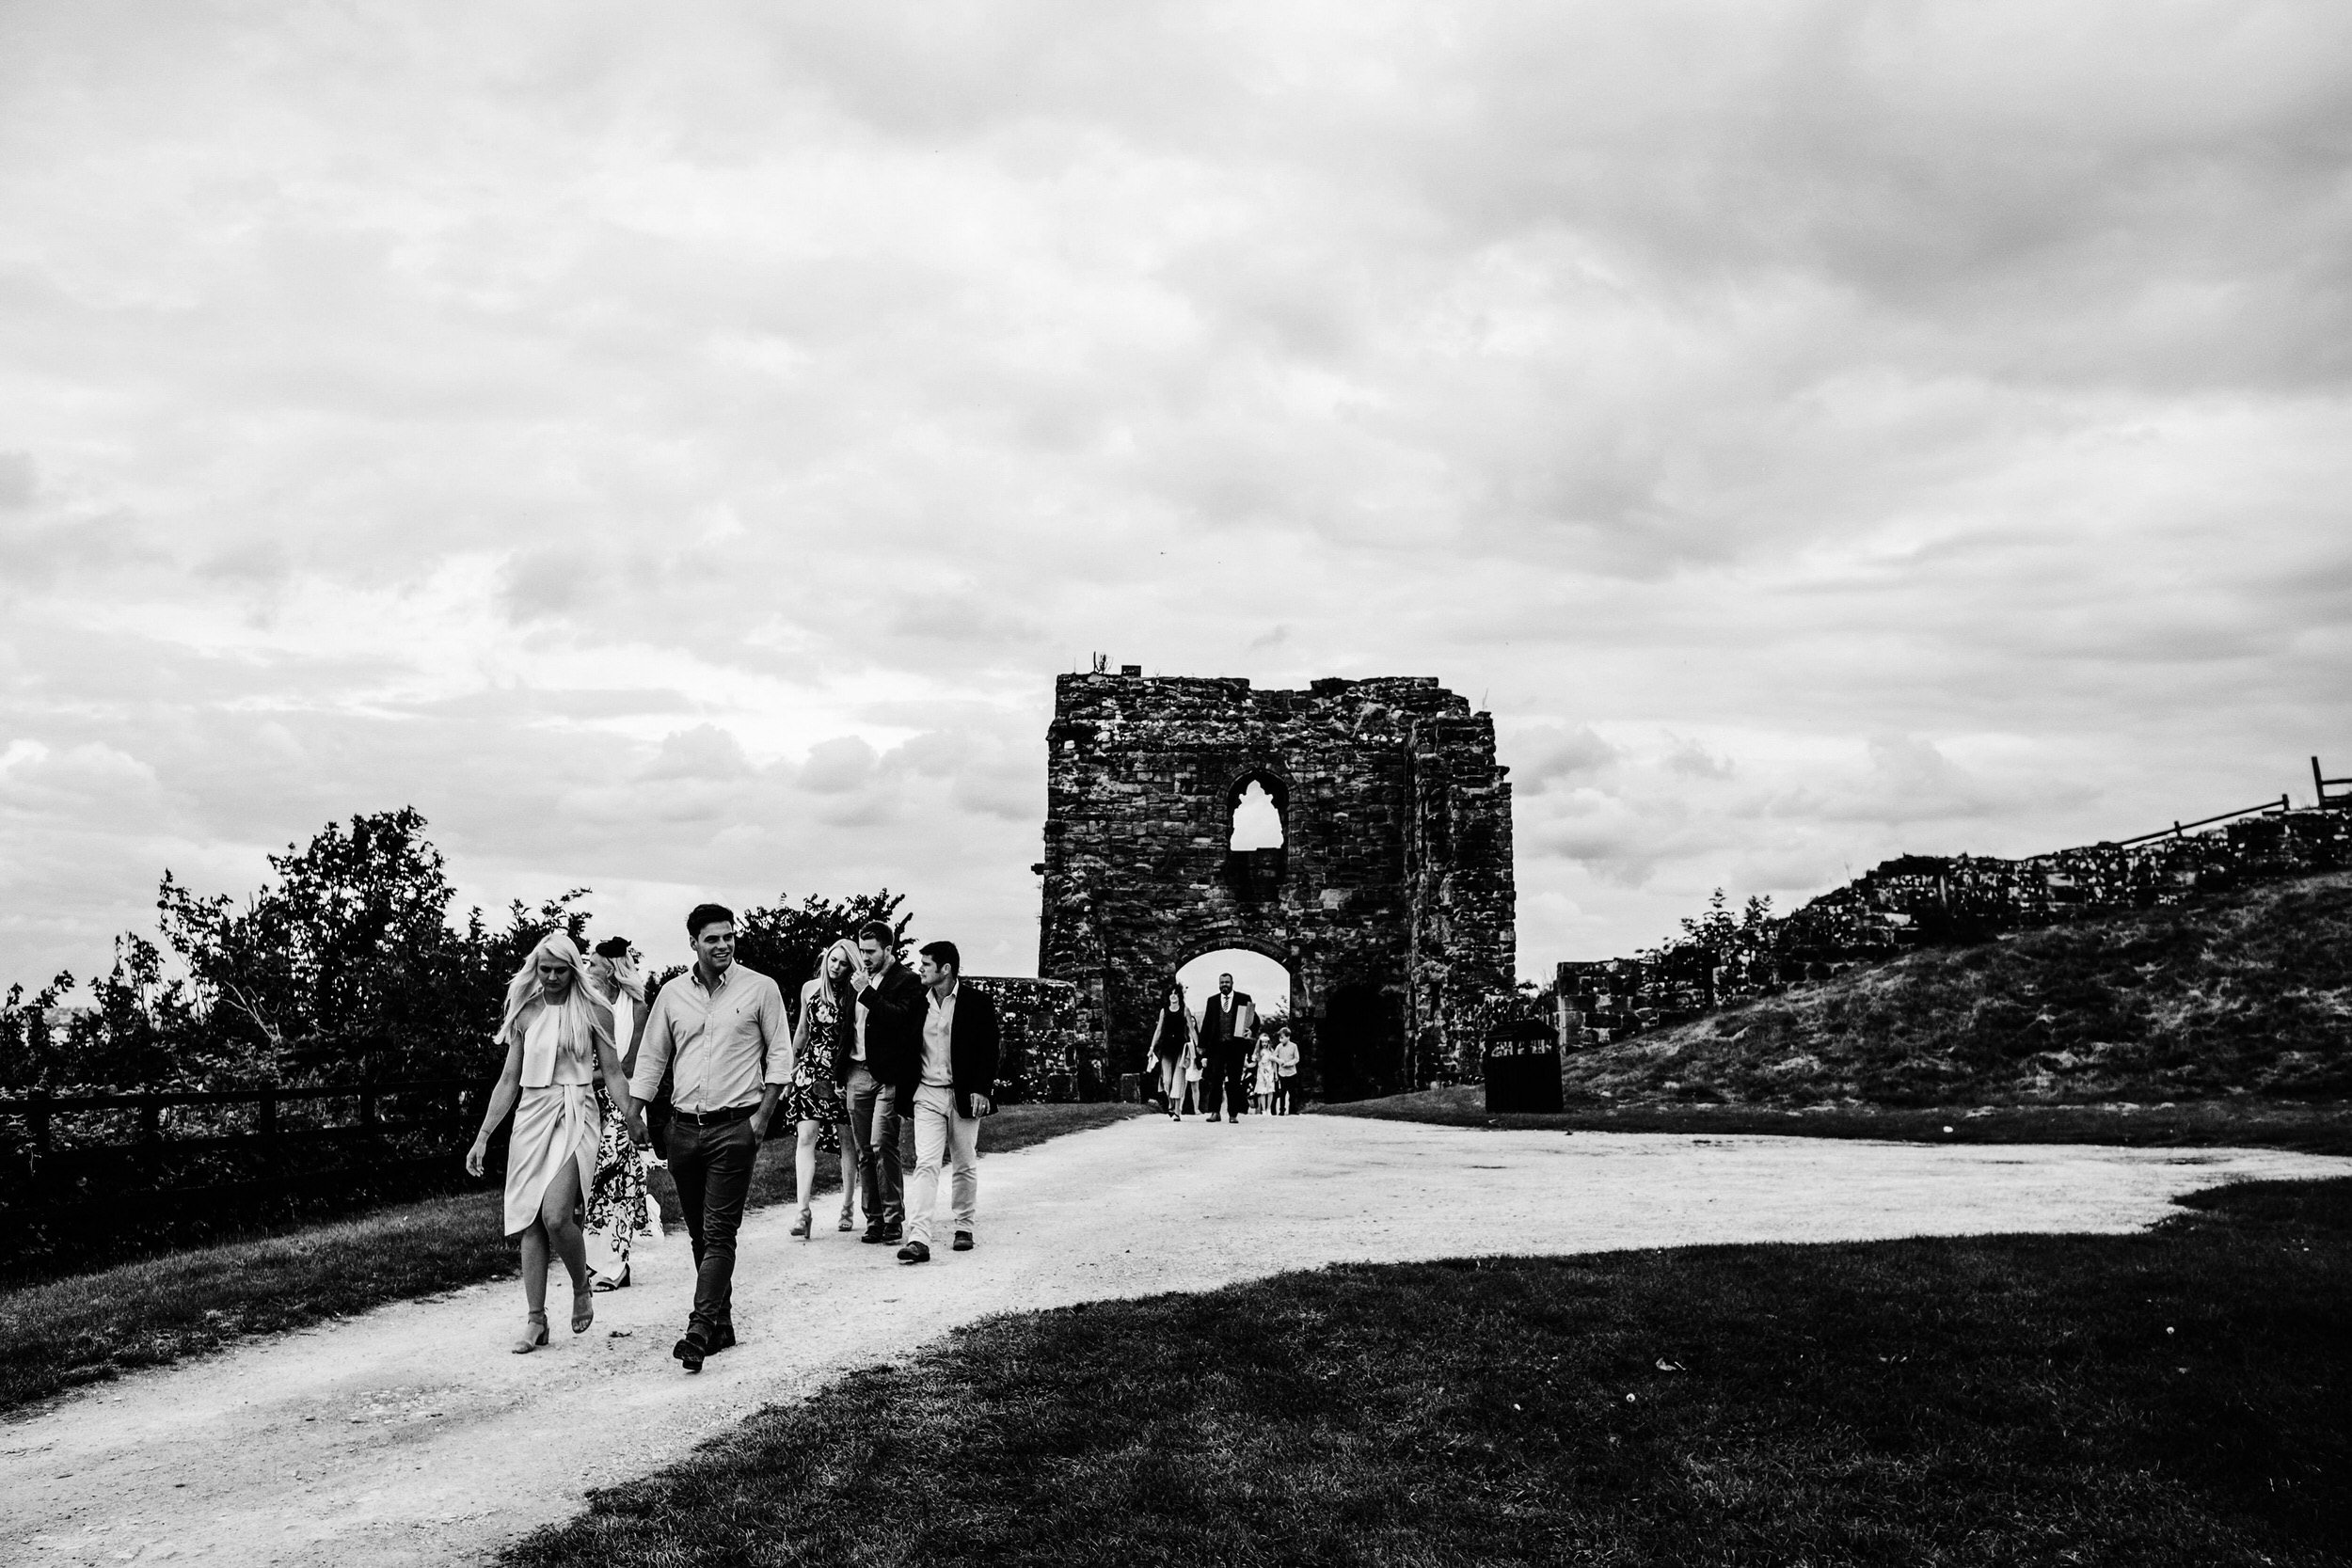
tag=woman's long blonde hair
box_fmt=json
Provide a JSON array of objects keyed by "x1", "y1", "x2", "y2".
[
  {"x1": 817, "y1": 938, "x2": 859, "y2": 1016},
  {"x1": 498, "y1": 930, "x2": 604, "y2": 1054}
]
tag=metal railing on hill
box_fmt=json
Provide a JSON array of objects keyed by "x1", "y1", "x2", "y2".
[{"x1": 2106, "y1": 794, "x2": 2293, "y2": 850}]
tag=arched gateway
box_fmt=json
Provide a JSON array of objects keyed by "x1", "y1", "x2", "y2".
[{"x1": 1036, "y1": 668, "x2": 1516, "y2": 1100}]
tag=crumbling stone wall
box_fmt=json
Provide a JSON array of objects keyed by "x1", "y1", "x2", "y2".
[
  {"x1": 1036, "y1": 670, "x2": 1516, "y2": 1099},
  {"x1": 963, "y1": 975, "x2": 1091, "y2": 1102}
]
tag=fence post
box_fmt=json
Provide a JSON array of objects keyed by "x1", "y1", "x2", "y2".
[
  {"x1": 358, "y1": 1086, "x2": 377, "y2": 1130},
  {"x1": 258, "y1": 1089, "x2": 278, "y2": 1143},
  {"x1": 28, "y1": 1087, "x2": 52, "y2": 1154},
  {"x1": 139, "y1": 1095, "x2": 160, "y2": 1144}
]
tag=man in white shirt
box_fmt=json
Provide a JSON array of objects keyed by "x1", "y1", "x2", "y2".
[
  {"x1": 894, "y1": 940, "x2": 1000, "y2": 1265},
  {"x1": 628, "y1": 903, "x2": 787, "y2": 1372}
]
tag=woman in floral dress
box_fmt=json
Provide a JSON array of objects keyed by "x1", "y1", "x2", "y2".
[
  {"x1": 787, "y1": 939, "x2": 859, "y2": 1237},
  {"x1": 582, "y1": 937, "x2": 654, "y2": 1289}
]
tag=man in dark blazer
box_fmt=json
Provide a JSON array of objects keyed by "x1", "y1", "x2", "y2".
[
  {"x1": 851, "y1": 921, "x2": 926, "y2": 1244},
  {"x1": 1196, "y1": 971, "x2": 1255, "y2": 1123},
  {"x1": 893, "y1": 939, "x2": 1000, "y2": 1264}
]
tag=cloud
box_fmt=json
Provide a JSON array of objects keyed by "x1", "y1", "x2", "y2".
[
  {"x1": 1506, "y1": 725, "x2": 1621, "y2": 795},
  {"x1": 797, "y1": 736, "x2": 879, "y2": 794},
  {"x1": 0, "y1": 2, "x2": 2347, "y2": 986}
]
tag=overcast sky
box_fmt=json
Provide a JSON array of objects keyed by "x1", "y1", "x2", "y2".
[{"x1": 5, "y1": 2, "x2": 2349, "y2": 990}]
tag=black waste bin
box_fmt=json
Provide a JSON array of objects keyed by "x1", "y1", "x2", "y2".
[{"x1": 1483, "y1": 1022, "x2": 1563, "y2": 1114}]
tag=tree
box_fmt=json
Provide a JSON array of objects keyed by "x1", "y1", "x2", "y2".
[
  {"x1": 733, "y1": 890, "x2": 913, "y2": 1014},
  {"x1": 152, "y1": 808, "x2": 498, "y2": 1080},
  {"x1": 3, "y1": 805, "x2": 923, "y2": 1089}
]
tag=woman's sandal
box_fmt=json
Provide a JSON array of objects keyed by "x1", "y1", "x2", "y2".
[
  {"x1": 572, "y1": 1288, "x2": 595, "y2": 1335},
  {"x1": 592, "y1": 1262, "x2": 630, "y2": 1292},
  {"x1": 837, "y1": 1203, "x2": 855, "y2": 1232},
  {"x1": 514, "y1": 1311, "x2": 549, "y2": 1354},
  {"x1": 791, "y1": 1208, "x2": 812, "y2": 1241}
]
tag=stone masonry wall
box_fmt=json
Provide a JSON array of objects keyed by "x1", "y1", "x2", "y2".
[{"x1": 1036, "y1": 669, "x2": 1516, "y2": 1099}]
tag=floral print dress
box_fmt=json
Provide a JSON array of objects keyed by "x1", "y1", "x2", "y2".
[{"x1": 782, "y1": 981, "x2": 851, "y2": 1154}]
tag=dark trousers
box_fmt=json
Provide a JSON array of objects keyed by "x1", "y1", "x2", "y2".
[
  {"x1": 667, "y1": 1114, "x2": 758, "y2": 1338},
  {"x1": 847, "y1": 1062, "x2": 902, "y2": 1228},
  {"x1": 1202, "y1": 1053, "x2": 1249, "y2": 1117}
]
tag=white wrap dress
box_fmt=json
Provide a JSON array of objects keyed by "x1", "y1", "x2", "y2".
[{"x1": 502, "y1": 1001, "x2": 606, "y2": 1237}]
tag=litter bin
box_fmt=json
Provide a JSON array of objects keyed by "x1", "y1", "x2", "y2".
[{"x1": 1483, "y1": 1021, "x2": 1563, "y2": 1114}]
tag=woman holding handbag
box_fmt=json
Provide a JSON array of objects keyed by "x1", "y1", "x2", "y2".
[
  {"x1": 1146, "y1": 977, "x2": 1195, "y2": 1122},
  {"x1": 787, "y1": 939, "x2": 860, "y2": 1237}
]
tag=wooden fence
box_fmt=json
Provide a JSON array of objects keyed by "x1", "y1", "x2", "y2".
[{"x1": 0, "y1": 1079, "x2": 487, "y2": 1277}]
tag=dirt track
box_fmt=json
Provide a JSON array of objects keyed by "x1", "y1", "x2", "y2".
[{"x1": 7, "y1": 1115, "x2": 2347, "y2": 1566}]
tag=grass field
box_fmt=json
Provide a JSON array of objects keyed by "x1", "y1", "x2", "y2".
[
  {"x1": 0, "y1": 1099, "x2": 1142, "y2": 1416},
  {"x1": 506, "y1": 1177, "x2": 2352, "y2": 1567},
  {"x1": 1317, "y1": 1085, "x2": 2352, "y2": 1157}
]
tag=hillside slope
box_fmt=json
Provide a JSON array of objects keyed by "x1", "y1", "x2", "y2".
[{"x1": 1563, "y1": 872, "x2": 2352, "y2": 1107}]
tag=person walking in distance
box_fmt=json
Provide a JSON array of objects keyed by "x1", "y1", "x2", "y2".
[
  {"x1": 894, "y1": 941, "x2": 999, "y2": 1264},
  {"x1": 1147, "y1": 977, "x2": 1195, "y2": 1122},
  {"x1": 1195, "y1": 972, "x2": 1255, "y2": 1123},
  {"x1": 1273, "y1": 1025, "x2": 1301, "y2": 1115},
  {"x1": 465, "y1": 932, "x2": 642, "y2": 1352},
  {"x1": 627, "y1": 903, "x2": 787, "y2": 1373},
  {"x1": 850, "y1": 920, "x2": 923, "y2": 1245},
  {"x1": 787, "y1": 939, "x2": 860, "y2": 1237},
  {"x1": 1250, "y1": 1029, "x2": 1279, "y2": 1116}
]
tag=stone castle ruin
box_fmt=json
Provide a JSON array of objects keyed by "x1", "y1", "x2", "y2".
[{"x1": 1036, "y1": 668, "x2": 1516, "y2": 1099}]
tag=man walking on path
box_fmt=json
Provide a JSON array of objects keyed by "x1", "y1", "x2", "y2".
[
  {"x1": 628, "y1": 904, "x2": 787, "y2": 1372},
  {"x1": 850, "y1": 920, "x2": 925, "y2": 1245},
  {"x1": 1196, "y1": 972, "x2": 1255, "y2": 1123},
  {"x1": 895, "y1": 940, "x2": 999, "y2": 1264}
]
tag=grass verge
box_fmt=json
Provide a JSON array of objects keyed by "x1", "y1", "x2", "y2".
[
  {"x1": 507, "y1": 1178, "x2": 2352, "y2": 1567},
  {"x1": 1316, "y1": 1085, "x2": 2352, "y2": 1156},
  {"x1": 0, "y1": 1100, "x2": 1142, "y2": 1417}
]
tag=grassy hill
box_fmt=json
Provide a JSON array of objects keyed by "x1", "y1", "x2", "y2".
[{"x1": 1563, "y1": 871, "x2": 2352, "y2": 1108}]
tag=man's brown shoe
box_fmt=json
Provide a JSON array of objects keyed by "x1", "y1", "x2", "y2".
[
  {"x1": 952, "y1": 1231, "x2": 973, "y2": 1252},
  {"x1": 897, "y1": 1241, "x2": 931, "y2": 1264}
]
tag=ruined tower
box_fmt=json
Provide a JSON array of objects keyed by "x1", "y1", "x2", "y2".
[{"x1": 1036, "y1": 669, "x2": 1516, "y2": 1100}]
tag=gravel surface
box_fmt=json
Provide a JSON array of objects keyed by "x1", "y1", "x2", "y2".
[{"x1": 6, "y1": 1114, "x2": 2347, "y2": 1566}]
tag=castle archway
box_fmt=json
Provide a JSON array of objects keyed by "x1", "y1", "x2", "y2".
[{"x1": 1175, "y1": 948, "x2": 1292, "y2": 1037}]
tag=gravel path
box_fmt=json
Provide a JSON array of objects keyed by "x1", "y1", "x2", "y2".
[{"x1": 7, "y1": 1115, "x2": 2347, "y2": 1566}]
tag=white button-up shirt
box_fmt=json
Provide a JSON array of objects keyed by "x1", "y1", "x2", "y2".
[
  {"x1": 628, "y1": 961, "x2": 787, "y2": 1112},
  {"x1": 920, "y1": 980, "x2": 958, "y2": 1088}
]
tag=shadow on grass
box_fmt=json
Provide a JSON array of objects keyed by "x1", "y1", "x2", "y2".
[
  {"x1": 507, "y1": 1179, "x2": 2352, "y2": 1568},
  {"x1": 0, "y1": 1101, "x2": 1144, "y2": 1417},
  {"x1": 1316, "y1": 1085, "x2": 2352, "y2": 1157}
]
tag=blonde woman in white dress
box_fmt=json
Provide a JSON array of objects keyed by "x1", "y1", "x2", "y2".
[{"x1": 466, "y1": 932, "x2": 644, "y2": 1352}]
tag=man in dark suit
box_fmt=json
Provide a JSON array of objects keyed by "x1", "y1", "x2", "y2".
[
  {"x1": 850, "y1": 920, "x2": 925, "y2": 1244},
  {"x1": 894, "y1": 939, "x2": 1000, "y2": 1264},
  {"x1": 1196, "y1": 971, "x2": 1255, "y2": 1123}
]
